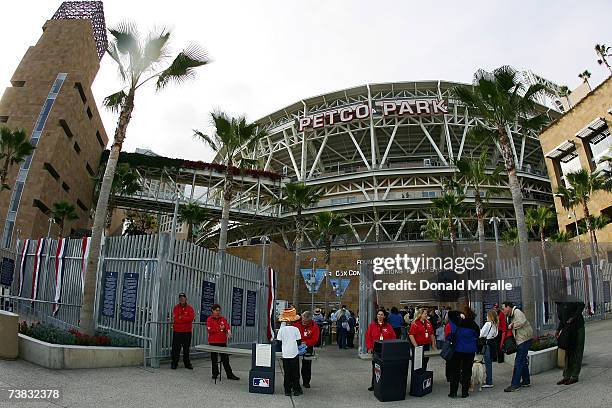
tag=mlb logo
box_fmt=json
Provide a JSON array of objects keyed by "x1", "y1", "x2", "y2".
[
  {"x1": 423, "y1": 378, "x2": 432, "y2": 388},
  {"x1": 253, "y1": 378, "x2": 270, "y2": 388}
]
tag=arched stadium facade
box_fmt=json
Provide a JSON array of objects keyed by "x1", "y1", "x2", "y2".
[{"x1": 223, "y1": 80, "x2": 556, "y2": 249}]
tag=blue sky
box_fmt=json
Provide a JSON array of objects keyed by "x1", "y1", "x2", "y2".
[{"x1": 1, "y1": 0, "x2": 611, "y2": 162}]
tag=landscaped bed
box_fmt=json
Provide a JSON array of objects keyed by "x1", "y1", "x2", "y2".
[{"x1": 19, "y1": 322, "x2": 139, "y2": 347}]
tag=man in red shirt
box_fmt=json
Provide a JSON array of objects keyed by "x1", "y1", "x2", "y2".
[
  {"x1": 294, "y1": 311, "x2": 320, "y2": 388},
  {"x1": 206, "y1": 304, "x2": 239, "y2": 380},
  {"x1": 171, "y1": 292, "x2": 195, "y2": 369}
]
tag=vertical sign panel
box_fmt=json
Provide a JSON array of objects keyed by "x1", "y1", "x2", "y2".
[
  {"x1": 0, "y1": 257, "x2": 15, "y2": 287},
  {"x1": 101, "y1": 271, "x2": 118, "y2": 317},
  {"x1": 120, "y1": 272, "x2": 139, "y2": 322},
  {"x1": 200, "y1": 280, "x2": 216, "y2": 323},
  {"x1": 231, "y1": 287, "x2": 244, "y2": 326},
  {"x1": 246, "y1": 290, "x2": 257, "y2": 327}
]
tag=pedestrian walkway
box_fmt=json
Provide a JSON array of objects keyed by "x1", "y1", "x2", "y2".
[{"x1": 1, "y1": 319, "x2": 611, "y2": 408}]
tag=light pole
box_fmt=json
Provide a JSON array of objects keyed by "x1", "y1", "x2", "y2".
[
  {"x1": 310, "y1": 257, "x2": 317, "y2": 312},
  {"x1": 47, "y1": 218, "x2": 56, "y2": 238},
  {"x1": 489, "y1": 216, "x2": 501, "y2": 259}
]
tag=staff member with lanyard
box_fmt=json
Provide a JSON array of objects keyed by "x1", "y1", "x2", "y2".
[
  {"x1": 294, "y1": 311, "x2": 320, "y2": 388},
  {"x1": 409, "y1": 307, "x2": 436, "y2": 371},
  {"x1": 365, "y1": 309, "x2": 396, "y2": 391}
]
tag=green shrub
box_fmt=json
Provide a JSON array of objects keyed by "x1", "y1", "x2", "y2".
[
  {"x1": 18, "y1": 322, "x2": 139, "y2": 347},
  {"x1": 530, "y1": 334, "x2": 557, "y2": 351}
]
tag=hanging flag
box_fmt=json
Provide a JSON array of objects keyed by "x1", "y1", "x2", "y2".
[
  {"x1": 267, "y1": 266, "x2": 276, "y2": 341},
  {"x1": 17, "y1": 239, "x2": 30, "y2": 297},
  {"x1": 300, "y1": 268, "x2": 327, "y2": 293},
  {"x1": 53, "y1": 238, "x2": 67, "y2": 316},
  {"x1": 80, "y1": 236, "x2": 91, "y2": 294},
  {"x1": 30, "y1": 238, "x2": 46, "y2": 303},
  {"x1": 329, "y1": 278, "x2": 350, "y2": 297},
  {"x1": 562, "y1": 266, "x2": 572, "y2": 296}
]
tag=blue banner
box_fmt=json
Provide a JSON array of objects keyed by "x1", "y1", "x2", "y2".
[
  {"x1": 231, "y1": 287, "x2": 244, "y2": 326},
  {"x1": 246, "y1": 290, "x2": 257, "y2": 327},
  {"x1": 329, "y1": 278, "x2": 350, "y2": 297},
  {"x1": 200, "y1": 280, "x2": 216, "y2": 322},
  {"x1": 0, "y1": 257, "x2": 15, "y2": 287},
  {"x1": 101, "y1": 271, "x2": 118, "y2": 318},
  {"x1": 301, "y1": 268, "x2": 327, "y2": 293},
  {"x1": 120, "y1": 272, "x2": 139, "y2": 322}
]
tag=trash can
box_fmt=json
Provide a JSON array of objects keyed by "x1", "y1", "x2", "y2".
[
  {"x1": 249, "y1": 343, "x2": 276, "y2": 394},
  {"x1": 409, "y1": 345, "x2": 433, "y2": 397},
  {"x1": 0, "y1": 310, "x2": 19, "y2": 359},
  {"x1": 373, "y1": 339, "x2": 411, "y2": 402}
]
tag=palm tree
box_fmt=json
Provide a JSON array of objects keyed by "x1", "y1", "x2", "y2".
[
  {"x1": 578, "y1": 70, "x2": 592, "y2": 89},
  {"x1": 581, "y1": 214, "x2": 610, "y2": 251},
  {"x1": 502, "y1": 227, "x2": 519, "y2": 245},
  {"x1": 80, "y1": 23, "x2": 210, "y2": 335},
  {"x1": 526, "y1": 206, "x2": 556, "y2": 270},
  {"x1": 420, "y1": 216, "x2": 448, "y2": 246},
  {"x1": 456, "y1": 151, "x2": 503, "y2": 249},
  {"x1": 452, "y1": 66, "x2": 550, "y2": 322},
  {"x1": 312, "y1": 211, "x2": 347, "y2": 314},
  {"x1": 0, "y1": 126, "x2": 35, "y2": 191},
  {"x1": 431, "y1": 190, "x2": 465, "y2": 246},
  {"x1": 556, "y1": 168, "x2": 612, "y2": 268},
  {"x1": 51, "y1": 201, "x2": 78, "y2": 237},
  {"x1": 595, "y1": 44, "x2": 612, "y2": 74},
  {"x1": 550, "y1": 230, "x2": 571, "y2": 268},
  {"x1": 123, "y1": 210, "x2": 157, "y2": 235},
  {"x1": 178, "y1": 202, "x2": 209, "y2": 242},
  {"x1": 93, "y1": 163, "x2": 142, "y2": 226},
  {"x1": 193, "y1": 112, "x2": 266, "y2": 254},
  {"x1": 558, "y1": 85, "x2": 572, "y2": 109},
  {"x1": 278, "y1": 182, "x2": 322, "y2": 306}
]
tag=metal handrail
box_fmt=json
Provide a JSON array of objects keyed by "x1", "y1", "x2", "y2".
[{"x1": 0, "y1": 295, "x2": 82, "y2": 308}]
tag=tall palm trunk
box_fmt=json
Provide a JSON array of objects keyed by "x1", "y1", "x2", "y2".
[
  {"x1": 498, "y1": 128, "x2": 534, "y2": 322},
  {"x1": 293, "y1": 210, "x2": 303, "y2": 307},
  {"x1": 218, "y1": 169, "x2": 234, "y2": 253},
  {"x1": 1, "y1": 157, "x2": 11, "y2": 186},
  {"x1": 581, "y1": 200, "x2": 598, "y2": 268},
  {"x1": 79, "y1": 89, "x2": 135, "y2": 335}
]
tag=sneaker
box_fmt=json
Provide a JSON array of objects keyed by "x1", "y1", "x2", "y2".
[
  {"x1": 520, "y1": 382, "x2": 531, "y2": 387},
  {"x1": 565, "y1": 378, "x2": 578, "y2": 385},
  {"x1": 293, "y1": 389, "x2": 303, "y2": 396},
  {"x1": 482, "y1": 384, "x2": 495, "y2": 388},
  {"x1": 504, "y1": 385, "x2": 520, "y2": 392},
  {"x1": 368, "y1": 386, "x2": 374, "y2": 391}
]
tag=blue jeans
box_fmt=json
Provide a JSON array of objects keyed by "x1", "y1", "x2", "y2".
[
  {"x1": 337, "y1": 328, "x2": 346, "y2": 348},
  {"x1": 511, "y1": 339, "x2": 532, "y2": 387},
  {"x1": 483, "y1": 343, "x2": 493, "y2": 385}
]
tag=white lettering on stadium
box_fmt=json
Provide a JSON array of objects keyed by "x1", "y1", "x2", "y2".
[{"x1": 297, "y1": 99, "x2": 448, "y2": 132}]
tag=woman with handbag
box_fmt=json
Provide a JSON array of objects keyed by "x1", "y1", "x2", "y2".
[
  {"x1": 446, "y1": 306, "x2": 480, "y2": 398},
  {"x1": 555, "y1": 296, "x2": 585, "y2": 385},
  {"x1": 479, "y1": 310, "x2": 499, "y2": 388}
]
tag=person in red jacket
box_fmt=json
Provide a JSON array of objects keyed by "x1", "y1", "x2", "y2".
[
  {"x1": 495, "y1": 304, "x2": 507, "y2": 363},
  {"x1": 294, "y1": 311, "x2": 321, "y2": 388},
  {"x1": 171, "y1": 292, "x2": 195, "y2": 369},
  {"x1": 206, "y1": 304, "x2": 239, "y2": 380},
  {"x1": 409, "y1": 308, "x2": 436, "y2": 372},
  {"x1": 365, "y1": 309, "x2": 396, "y2": 391}
]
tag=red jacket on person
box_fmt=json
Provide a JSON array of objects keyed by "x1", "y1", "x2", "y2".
[
  {"x1": 409, "y1": 319, "x2": 434, "y2": 346},
  {"x1": 294, "y1": 320, "x2": 320, "y2": 347},
  {"x1": 498, "y1": 310, "x2": 508, "y2": 351},
  {"x1": 365, "y1": 321, "x2": 396, "y2": 351},
  {"x1": 206, "y1": 315, "x2": 230, "y2": 344},
  {"x1": 172, "y1": 304, "x2": 195, "y2": 332}
]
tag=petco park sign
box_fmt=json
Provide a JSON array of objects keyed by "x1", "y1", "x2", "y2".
[{"x1": 297, "y1": 98, "x2": 448, "y2": 132}]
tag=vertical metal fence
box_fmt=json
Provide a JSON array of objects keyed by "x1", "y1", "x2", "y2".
[{"x1": 0, "y1": 233, "x2": 268, "y2": 368}]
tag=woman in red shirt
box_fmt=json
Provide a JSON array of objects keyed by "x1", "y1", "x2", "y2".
[
  {"x1": 365, "y1": 309, "x2": 396, "y2": 391},
  {"x1": 409, "y1": 308, "x2": 436, "y2": 371}
]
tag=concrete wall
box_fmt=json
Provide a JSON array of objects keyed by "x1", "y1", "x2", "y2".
[{"x1": 18, "y1": 334, "x2": 143, "y2": 369}]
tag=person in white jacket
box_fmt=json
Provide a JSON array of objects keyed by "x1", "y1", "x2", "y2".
[{"x1": 479, "y1": 309, "x2": 499, "y2": 388}]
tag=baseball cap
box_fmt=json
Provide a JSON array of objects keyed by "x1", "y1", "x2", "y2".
[{"x1": 178, "y1": 292, "x2": 187, "y2": 298}]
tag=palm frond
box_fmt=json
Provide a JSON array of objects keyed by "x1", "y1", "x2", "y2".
[
  {"x1": 102, "y1": 90, "x2": 127, "y2": 113},
  {"x1": 156, "y1": 43, "x2": 210, "y2": 90},
  {"x1": 108, "y1": 21, "x2": 140, "y2": 56},
  {"x1": 193, "y1": 129, "x2": 219, "y2": 152},
  {"x1": 143, "y1": 29, "x2": 171, "y2": 66}
]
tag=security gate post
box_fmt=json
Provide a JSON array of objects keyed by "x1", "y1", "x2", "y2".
[{"x1": 150, "y1": 234, "x2": 169, "y2": 368}]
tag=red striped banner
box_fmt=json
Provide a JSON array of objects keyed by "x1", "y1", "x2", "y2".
[
  {"x1": 80, "y1": 237, "x2": 91, "y2": 294},
  {"x1": 30, "y1": 238, "x2": 45, "y2": 303},
  {"x1": 53, "y1": 238, "x2": 67, "y2": 316}
]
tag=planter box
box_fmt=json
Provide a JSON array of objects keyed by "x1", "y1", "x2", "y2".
[
  {"x1": 504, "y1": 346, "x2": 559, "y2": 375},
  {"x1": 18, "y1": 334, "x2": 143, "y2": 369}
]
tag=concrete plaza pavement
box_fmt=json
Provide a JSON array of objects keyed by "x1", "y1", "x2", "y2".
[{"x1": 1, "y1": 319, "x2": 611, "y2": 408}]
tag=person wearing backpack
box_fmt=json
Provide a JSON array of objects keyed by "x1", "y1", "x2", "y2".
[
  {"x1": 446, "y1": 306, "x2": 480, "y2": 398},
  {"x1": 502, "y1": 301, "x2": 533, "y2": 392}
]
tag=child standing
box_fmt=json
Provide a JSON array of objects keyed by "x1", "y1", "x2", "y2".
[{"x1": 277, "y1": 307, "x2": 304, "y2": 396}]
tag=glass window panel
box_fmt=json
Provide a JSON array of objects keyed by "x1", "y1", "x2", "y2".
[{"x1": 9, "y1": 182, "x2": 24, "y2": 212}]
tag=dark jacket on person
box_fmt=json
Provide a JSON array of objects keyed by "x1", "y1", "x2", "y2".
[
  {"x1": 448, "y1": 312, "x2": 479, "y2": 354},
  {"x1": 557, "y1": 300, "x2": 585, "y2": 332}
]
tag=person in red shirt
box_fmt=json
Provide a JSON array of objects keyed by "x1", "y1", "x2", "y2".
[
  {"x1": 494, "y1": 304, "x2": 507, "y2": 363},
  {"x1": 206, "y1": 304, "x2": 239, "y2": 380},
  {"x1": 171, "y1": 292, "x2": 195, "y2": 369},
  {"x1": 365, "y1": 309, "x2": 396, "y2": 391},
  {"x1": 294, "y1": 310, "x2": 321, "y2": 388},
  {"x1": 409, "y1": 308, "x2": 436, "y2": 372}
]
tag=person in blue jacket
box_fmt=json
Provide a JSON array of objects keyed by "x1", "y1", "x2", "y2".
[
  {"x1": 388, "y1": 307, "x2": 404, "y2": 339},
  {"x1": 446, "y1": 305, "x2": 480, "y2": 399}
]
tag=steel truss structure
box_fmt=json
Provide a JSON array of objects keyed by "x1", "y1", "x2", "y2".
[
  {"x1": 52, "y1": 1, "x2": 107, "y2": 60},
  {"x1": 218, "y1": 81, "x2": 557, "y2": 248}
]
